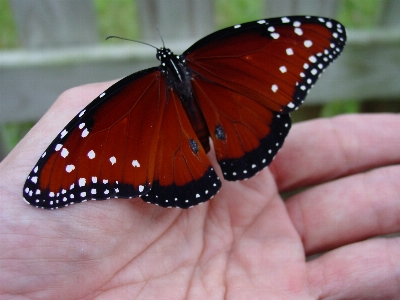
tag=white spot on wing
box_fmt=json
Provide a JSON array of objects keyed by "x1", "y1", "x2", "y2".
[
  {"x1": 294, "y1": 28, "x2": 303, "y2": 36},
  {"x1": 66, "y1": 165, "x2": 75, "y2": 173},
  {"x1": 271, "y1": 84, "x2": 278, "y2": 93},
  {"x1": 132, "y1": 160, "x2": 140, "y2": 167},
  {"x1": 79, "y1": 178, "x2": 86, "y2": 187},
  {"x1": 81, "y1": 128, "x2": 89, "y2": 138},
  {"x1": 271, "y1": 33, "x2": 280, "y2": 39},
  {"x1": 60, "y1": 129, "x2": 68, "y2": 138},
  {"x1": 286, "y1": 48, "x2": 294, "y2": 55},
  {"x1": 304, "y1": 40, "x2": 313, "y2": 48},
  {"x1": 110, "y1": 156, "x2": 116, "y2": 165},
  {"x1": 87, "y1": 150, "x2": 95, "y2": 159},
  {"x1": 31, "y1": 176, "x2": 38, "y2": 183},
  {"x1": 281, "y1": 17, "x2": 290, "y2": 23},
  {"x1": 55, "y1": 144, "x2": 62, "y2": 151},
  {"x1": 79, "y1": 123, "x2": 85, "y2": 129},
  {"x1": 234, "y1": 24, "x2": 241, "y2": 29},
  {"x1": 279, "y1": 66, "x2": 287, "y2": 73},
  {"x1": 61, "y1": 148, "x2": 69, "y2": 158},
  {"x1": 99, "y1": 92, "x2": 106, "y2": 98},
  {"x1": 138, "y1": 185, "x2": 144, "y2": 193},
  {"x1": 92, "y1": 176, "x2": 97, "y2": 183},
  {"x1": 78, "y1": 110, "x2": 86, "y2": 117}
]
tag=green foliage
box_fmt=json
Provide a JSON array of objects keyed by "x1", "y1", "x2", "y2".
[
  {"x1": 0, "y1": 122, "x2": 35, "y2": 154},
  {"x1": 215, "y1": 0, "x2": 264, "y2": 28},
  {"x1": 0, "y1": 0, "x2": 19, "y2": 48},
  {"x1": 338, "y1": 0, "x2": 384, "y2": 28},
  {"x1": 319, "y1": 0, "x2": 385, "y2": 118},
  {"x1": 93, "y1": 0, "x2": 139, "y2": 41},
  {"x1": 320, "y1": 100, "x2": 361, "y2": 118}
]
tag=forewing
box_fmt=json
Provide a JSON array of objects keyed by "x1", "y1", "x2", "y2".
[
  {"x1": 185, "y1": 16, "x2": 346, "y2": 180},
  {"x1": 23, "y1": 68, "x2": 165, "y2": 209}
]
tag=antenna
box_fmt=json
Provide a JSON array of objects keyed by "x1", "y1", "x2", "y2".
[
  {"x1": 156, "y1": 27, "x2": 165, "y2": 48},
  {"x1": 105, "y1": 36, "x2": 158, "y2": 50}
]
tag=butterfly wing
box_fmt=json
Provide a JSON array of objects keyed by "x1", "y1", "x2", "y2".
[
  {"x1": 184, "y1": 16, "x2": 346, "y2": 180},
  {"x1": 141, "y1": 87, "x2": 221, "y2": 208},
  {"x1": 23, "y1": 16, "x2": 346, "y2": 209},
  {"x1": 23, "y1": 67, "x2": 221, "y2": 209},
  {"x1": 23, "y1": 68, "x2": 165, "y2": 209}
]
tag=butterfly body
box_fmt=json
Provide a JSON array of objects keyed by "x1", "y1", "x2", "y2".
[
  {"x1": 157, "y1": 48, "x2": 211, "y2": 151},
  {"x1": 23, "y1": 16, "x2": 346, "y2": 209}
]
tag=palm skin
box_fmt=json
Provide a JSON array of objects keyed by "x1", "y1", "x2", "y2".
[{"x1": 1, "y1": 82, "x2": 399, "y2": 299}]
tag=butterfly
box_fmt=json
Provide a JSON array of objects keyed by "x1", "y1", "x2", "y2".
[{"x1": 23, "y1": 16, "x2": 346, "y2": 209}]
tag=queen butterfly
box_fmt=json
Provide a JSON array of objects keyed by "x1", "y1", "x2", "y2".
[{"x1": 23, "y1": 16, "x2": 346, "y2": 209}]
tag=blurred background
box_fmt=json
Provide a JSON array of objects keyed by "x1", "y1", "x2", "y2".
[{"x1": 1, "y1": 0, "x2": 400, "y2": 160}]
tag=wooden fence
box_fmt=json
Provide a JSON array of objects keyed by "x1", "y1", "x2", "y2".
[{"x1": 1, "y1": 0, "x2": 400, "y2": 123}]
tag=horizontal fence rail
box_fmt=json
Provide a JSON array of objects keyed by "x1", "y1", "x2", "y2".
[{"x1": 1, "y1": 0, "x2": 400, "y2": 124}]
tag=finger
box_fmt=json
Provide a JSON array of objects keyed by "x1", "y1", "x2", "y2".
[
  {"x1": 270, "y1": 114, "x2": 400, "y2": 191},
  {"x1": 285, "y1": 165, "x2": 400, "y2": 254},
  {"x1": 308, "y1": 237, "x2": 400, "y2": 299}
]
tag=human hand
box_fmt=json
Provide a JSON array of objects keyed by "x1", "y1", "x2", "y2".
[{"x1": 1, "y1": 82, "x2": 399, "y2": 299}]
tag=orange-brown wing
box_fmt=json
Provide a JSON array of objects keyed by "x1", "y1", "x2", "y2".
[
  {"x1": 23, "y1": 68, "x2": 165, "y2": 209},
  {"x1": 184, "y1": 16, "x2": 346, "y2": 179},
  {"x1": 141, "y1": 87, "x2": 221, "y2": 208},
  {"x1": 191, "y1": 78, "x2": 291, "y2": 180}
]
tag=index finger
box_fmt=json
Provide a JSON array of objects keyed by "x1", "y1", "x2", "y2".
[{"x1": 270, "y1": 113, "x2": 400, "y2": 191}]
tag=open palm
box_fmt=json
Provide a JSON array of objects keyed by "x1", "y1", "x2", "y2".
[{"x1": 1, "y1": 82, "x2": 399, "y2": 299}]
